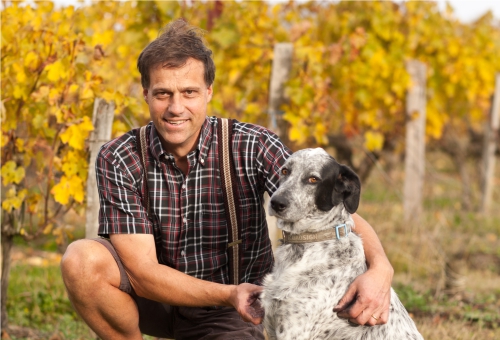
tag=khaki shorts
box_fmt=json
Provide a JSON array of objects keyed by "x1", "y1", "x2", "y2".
[{"x1": 92, "y1": 238, "x2": 264, "y2": 340}]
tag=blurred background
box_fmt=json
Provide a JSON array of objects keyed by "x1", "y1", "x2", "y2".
[{"x1": 1, "y1": 1, "x2": 499, "y2": 339}]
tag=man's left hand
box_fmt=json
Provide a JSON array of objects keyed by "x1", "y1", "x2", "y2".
[{"x1": 332, "y1": 265, "x2": 393, "y2": 326}]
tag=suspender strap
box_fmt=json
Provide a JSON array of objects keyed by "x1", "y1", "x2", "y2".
[
  {"x1": 135, "y1": 126, "x2": 151, "y2": 218},
  {"x1": 217, "y1": 118, "x2": 242, "y2": 285}
]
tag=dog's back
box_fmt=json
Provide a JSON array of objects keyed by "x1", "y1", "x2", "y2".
[{"x1": 262, "y1": 148, "x2": 423, "y2": 340}]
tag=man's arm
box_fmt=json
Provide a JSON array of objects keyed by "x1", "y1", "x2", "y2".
[
  {"x1": 333, "y1": 213, "x2": 394, "y2": 326},
  {"x1": 110, "y1": 233, "x2": 264, "y2": 324}
]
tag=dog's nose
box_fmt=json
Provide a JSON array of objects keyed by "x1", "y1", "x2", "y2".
[{"x1": 270, "y1": 196, "x2": 288, "y2": 212}]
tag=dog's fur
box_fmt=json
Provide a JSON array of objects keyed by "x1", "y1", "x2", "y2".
[{"x1": 262, "y1": 148, "x2": 423, "y2": 340}]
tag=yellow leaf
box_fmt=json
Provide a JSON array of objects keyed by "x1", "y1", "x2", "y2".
[
  {"x1": 70, "y1": 176, "x2": 85, "y2": 203},
  {"x1": 15, "y1": 138, "x2": 24, "y2": 152},
  {"x1": 69, "y1": 84, "x2": 79, "y2": 94},
  {"x1": 1, "y1": 161, "x2": 25, "y2": 185},
  {"x1": 16, "y1": 70, "x2": 27, "y2": 84},
  {"x1": 364, "y1": 131, "x2": 384, "y2": 151},
  {"x1": 60, "y1": 116, "x2": 94, "y2": 150},
  {"x1": 52, "y1": 176, "x2": 71, "y2": 205},
  {"x1": 1, "y1": 134, "x2": 9, "y2": 148},
  {"x1": 48, "y1": 88, "x2": 61, "y2": 105},
  {"x1": 46, "y1": 60, "x2": 68, "y2": 82},
  {"x1": 289, "y1": 126, "x2": 307, "y2": 144},
  {"x1": 13, "y1": 85, "x2": 26, "y2": 99},
  {"x1": 24, "y1": 51, "x2": 39, "y2": 70},
  {"x1": 52, "y1": 175, "x2": 84, "y2": 205},
  {"x1": 81, "y1": 85, "x2": 94, "y2": 100},
  {"x1": 1, "y1": 188, "x2": 27, "y2": 211}
]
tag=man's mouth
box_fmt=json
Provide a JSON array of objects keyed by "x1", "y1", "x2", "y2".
[{"x1": 165, "y1": 119, "x2": 188, "y2": 126}]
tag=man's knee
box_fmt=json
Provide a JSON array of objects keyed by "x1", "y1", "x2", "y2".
[{"x1": 61, "y1": 239, "x2": 119, "y2": 290}]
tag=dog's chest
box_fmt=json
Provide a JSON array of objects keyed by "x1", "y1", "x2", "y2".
[{"x1": 264, "y1": 236, "x2": 366, "y2": 301}]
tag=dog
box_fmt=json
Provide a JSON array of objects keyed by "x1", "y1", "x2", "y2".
[{"x1": 261, "y1": 148, "x2": 423, "y2": 340}]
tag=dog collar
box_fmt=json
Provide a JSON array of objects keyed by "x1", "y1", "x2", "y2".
[{"x1": 281, "y1": 223, "x2": 352, "y2": 244}]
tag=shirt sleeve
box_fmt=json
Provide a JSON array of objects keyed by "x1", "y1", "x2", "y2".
[
  {"x1": 96, "y1": 143, "x2": 153, "y2": 237},
  {"x1": 256, "y1": 128, "x2": 292, "y2": 196}
]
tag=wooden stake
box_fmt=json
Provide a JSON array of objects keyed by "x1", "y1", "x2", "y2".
[
  {"x1": 267, "y1": 43, "x2": 293, "y2": 249},
  {"x1": 85, "y1": 98, "x2": 115, "y2": 239},
  {"x1": 481, "y1": 73, "x2": 500, "y2": 214},
  {"x1": 404, "y1": 60, "x2": 427, "y2": 223}
]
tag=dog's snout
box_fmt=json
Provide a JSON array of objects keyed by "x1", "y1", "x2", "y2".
[{"x1": 270, "y1": 195, "x2": 288, "y2": 213}]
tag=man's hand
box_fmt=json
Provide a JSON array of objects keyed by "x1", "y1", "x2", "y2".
[
  {"x1": 333, "y1": 265, "x2": 393, "y2": 326},
  {"x1": 228, "y1": 283, "x2": 264, "y2": 325}
]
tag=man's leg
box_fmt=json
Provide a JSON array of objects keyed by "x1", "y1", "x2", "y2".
[{"x1": 60, "y1": 239, "x2": 143, "y2": 339}]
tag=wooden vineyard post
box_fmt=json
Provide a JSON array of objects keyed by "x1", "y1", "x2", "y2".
[
  {"x1": 266, "y1": 43, "x2": 293, "y2": 249},
  {"x1": 85, "y1": 98, "x2": 115, "y2": 239},
  {"x1": 480, "y1": 73, "x2": 500, "y2": 214},
  {"x1": 404, "y1": 60, "x2": 427, "y2": 223}
]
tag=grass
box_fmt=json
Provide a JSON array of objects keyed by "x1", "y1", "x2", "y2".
[
  {"x1": 5, "y1": 151, "x2": 500, "y2": 339},
  {"x1": 6, "y1": 258, "x2": 96, "y2": 339}
]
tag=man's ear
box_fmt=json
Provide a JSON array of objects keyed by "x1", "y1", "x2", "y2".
[
  {"x1": 331, "y1": 165, "x2": 361, "y2": 214},
  {"x1": 206, "y1": 85, "x2": 213, "y2": 103},
  {"x1": 143, "y1": 89, "x2": 149, "y2": 103}
]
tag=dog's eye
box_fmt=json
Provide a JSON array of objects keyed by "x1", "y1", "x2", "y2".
[
  {"x1": 281, "y1": 168, "x2": 289, "y2": 176},
  {"x1": 308, "y1": 177, "x2": 319, "y2": 183}
]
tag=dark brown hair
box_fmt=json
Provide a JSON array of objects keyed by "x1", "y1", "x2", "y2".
[{"x1": 137, "y1": 19, "x2": 215, "y2": 88}]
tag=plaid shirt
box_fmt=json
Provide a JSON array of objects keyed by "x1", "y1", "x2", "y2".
[{"x1": 96, "y1": 117, "x2": 291, "y2": 284}]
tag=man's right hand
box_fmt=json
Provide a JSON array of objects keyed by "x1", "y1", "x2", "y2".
[{"x1": 229, "y1": 283, "x2": 265, "y2": 325}]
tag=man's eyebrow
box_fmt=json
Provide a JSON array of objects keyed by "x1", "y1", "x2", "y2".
[
  {"x1": 179, "y1": 86, "x2": 201, "y2": 91},
  {"x1": 152, "y1": 87, "x2": 169, "y2": 93}
]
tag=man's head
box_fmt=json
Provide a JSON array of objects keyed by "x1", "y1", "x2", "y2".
[
  {"x1": 137, "y1": 19, "x2": 215, "y2": 89},
  {"x1": 139, "y1": 19, "x2": 215, "y2": 159}
]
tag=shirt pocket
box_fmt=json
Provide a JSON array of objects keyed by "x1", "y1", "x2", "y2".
[{"x1": 200, "y1": 202, "x2": 228, "y2": 251}]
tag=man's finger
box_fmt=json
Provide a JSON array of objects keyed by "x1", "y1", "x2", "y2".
[
  {"x1": 333, "y1": 285, "x2": 357, "y2": 312},
  {"x1": 376, "y1": 307, "x2": 390, "y2": 325},
  {"x1": 365, "y1": 310, "x2": 381, "y2": 326}
]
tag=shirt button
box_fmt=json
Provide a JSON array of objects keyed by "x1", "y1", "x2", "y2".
[
  {"x1": 181, "y1": 250, "x2": 185, "y2": 257},
  {"x1": 200, "y1": 158, "x2": 205, "y2": 165},
  {"x1": 183, "y1": 217, "x2": 187, "y2": 224},
  {"x1": 182, "y1": 184, "x2": 186, "y2": 189}
]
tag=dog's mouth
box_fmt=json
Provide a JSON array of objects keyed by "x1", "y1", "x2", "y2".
[{"x1": 269, "y1": 207, "x2": 296, "y2": 222}]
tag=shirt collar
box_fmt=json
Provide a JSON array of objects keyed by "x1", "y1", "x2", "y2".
[{"x1": 148, "y1": 117, "x2": 213, "y2": 166}]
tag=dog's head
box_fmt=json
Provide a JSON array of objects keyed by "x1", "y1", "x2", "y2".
[{"x1": 269, "y1": 148, "x2": 360, "y2": 231}]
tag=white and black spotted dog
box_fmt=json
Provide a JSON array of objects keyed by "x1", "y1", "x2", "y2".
[{"x1": 262, "y1": 148, "x2": 423, "y2": 340}]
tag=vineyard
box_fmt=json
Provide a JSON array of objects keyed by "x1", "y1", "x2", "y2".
[{"x1": 1, "y1": 1, "x2": 500, "y2": 339}]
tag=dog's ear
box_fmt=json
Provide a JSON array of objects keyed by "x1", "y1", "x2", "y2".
[{"x1": 331, "y1": 165, "x2": 361, "y2": 214}]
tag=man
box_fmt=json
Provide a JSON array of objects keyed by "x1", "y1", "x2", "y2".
[{"x1": 61, "y1": 19, "x2": 394, "y2": 339}]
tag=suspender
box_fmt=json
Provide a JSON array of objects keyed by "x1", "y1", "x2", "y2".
[
  {"x1": 216, "y1": 118, "x2": 242, "y2": 285},
  {"x1": 135, "y1": 126, "x2": 151, "y2": 218},
  {"x1": 135, "y1": 119, "x2": 242, "y2": 285}
]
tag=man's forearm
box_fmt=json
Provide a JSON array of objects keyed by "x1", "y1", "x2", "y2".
[
  {"x1": 351, "y1": 213, "x2": 393, "y2": 273},
  {"x1": 130, "y1": 262, "x2": 235, "y2": 307},
  {"x1": 110, "y1": 233, "x2": 235, "y2": 307}
]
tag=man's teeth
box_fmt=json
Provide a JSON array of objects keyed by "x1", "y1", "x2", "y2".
[{"x1": 167, "y1": 120, "x2": 187, "y2": 125}]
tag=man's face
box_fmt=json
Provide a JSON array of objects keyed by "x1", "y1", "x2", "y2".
[{"x1": 143, "y1": 58, "x2": 213, "y2": 157}]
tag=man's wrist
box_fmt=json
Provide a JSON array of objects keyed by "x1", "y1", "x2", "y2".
[{"x1": 366, "y1": 256, "x2": 394, "y2": 277}]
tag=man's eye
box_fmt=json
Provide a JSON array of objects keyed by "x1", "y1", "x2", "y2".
[
  {"x1": 281, "y1": 168, "x2": 289, "y2": 175},
  {"x1": 308, "y1": 177, "x2": 319, "y2": 183}
]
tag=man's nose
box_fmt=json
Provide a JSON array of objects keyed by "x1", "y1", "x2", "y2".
[{"x1": 168, "y1": 94, "x2": 184, "y2": 114}]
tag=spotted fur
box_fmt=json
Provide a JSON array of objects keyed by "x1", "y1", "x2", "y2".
[{"x1": 262, "y1": 148, "x2": 423, "y2": 340}]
